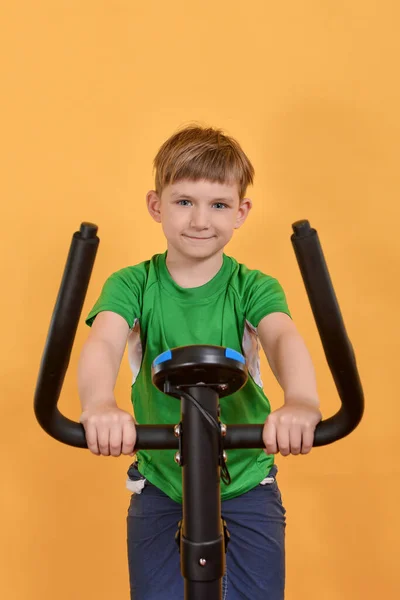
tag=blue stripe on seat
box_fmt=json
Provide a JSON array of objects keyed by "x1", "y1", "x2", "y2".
[
  {"x1": 153, "y1": 350, "x2": 172, "y2": 366},
  {"x1": 225, "y1": 348, "x2": 245, "y2": 364}
]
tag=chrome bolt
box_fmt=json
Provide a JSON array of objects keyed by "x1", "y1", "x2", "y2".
[
  {"x1": 174, "y1": 424, "x2": 181, "y2": 437},
  {"x1": 223, "y1": 450, "x2": 228, "y2": 462},
  {"x1": 220, "y1": 423, "x2": 227, "y2": 436},
  {"x1": 174, "y1": 452, "x2": 181, "y2": 465},
  {"x1": 219, "y1": 383, "x2": 228, "y2": 391},
  {"x1": 199, "y1": 558, "x2": 207, "y2": 566}
]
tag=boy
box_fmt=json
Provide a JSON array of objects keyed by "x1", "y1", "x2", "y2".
[{"x1": 78, "y1": 126, "x2": 321, "y2": 600}]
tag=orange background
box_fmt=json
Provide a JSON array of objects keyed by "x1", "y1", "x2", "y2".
[{"x1": 1, "y1": 1, "x2": 399, "y2": 598}]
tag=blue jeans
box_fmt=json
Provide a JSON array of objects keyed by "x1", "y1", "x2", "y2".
[{"x1": 127, "y1": 464, "x2": 286, "y2": 600}]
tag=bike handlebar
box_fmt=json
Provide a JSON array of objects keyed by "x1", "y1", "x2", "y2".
[{"x1": 34, "y1": 221, "x2": 364, "y2": 449}]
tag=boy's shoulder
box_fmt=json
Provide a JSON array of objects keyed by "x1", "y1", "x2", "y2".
[
  {"x1": 226, "y1": 254, "x2": 279, "y2": 288},
  {"x1": 109, "y1": 253, "x2": 163, "y2": 283}
]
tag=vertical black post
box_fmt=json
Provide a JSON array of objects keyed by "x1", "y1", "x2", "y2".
[{"x1": 180, "y1": 386, "x2": 224, "y2": 600}]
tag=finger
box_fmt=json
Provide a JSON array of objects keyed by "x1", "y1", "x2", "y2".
[
  {"x1": 289, "y1": 424, "x2": 302, "y2": 455},
  {"x1": 276, "y1": 424, "x2": 290, "y2": 457},
  {"x1": 263, "y1": 419, "x2": 277, "y2": 455},
  {"x1": 301, "y1": 425, "x2": 315, "y2": 454},
  {"x1": 84, "y1": 422, "x2": 100, "y2": 455},
  {"x1": 122, "y1": 420, "x2": 136, "y2": 456},
  {"x1": 97, "y1": 425, "x2": 110, "y2": 456},
  {"x1": 109, "y1": 423, "x2": 123, "y2": 457}
]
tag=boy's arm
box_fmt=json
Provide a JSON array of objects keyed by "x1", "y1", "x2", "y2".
[
  {"x1": 78, "y1": 311, "x2": 136, "y2": 457},
  {"x1": 257, "y1": 312, "x2": 321, "y2": 456}
]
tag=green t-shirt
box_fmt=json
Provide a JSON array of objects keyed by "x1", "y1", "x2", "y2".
[{"x1": 86, "y1": 252, "x2": 291, "y2": 503}]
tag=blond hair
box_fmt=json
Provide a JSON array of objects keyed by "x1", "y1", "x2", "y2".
[{"x1": 153, "y1": 125, "x2": 254, "y2": 199}]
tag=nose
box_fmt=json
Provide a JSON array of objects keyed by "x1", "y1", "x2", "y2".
[{"x1": 189, "y1": 206, "x2": 210, "y2": 230}]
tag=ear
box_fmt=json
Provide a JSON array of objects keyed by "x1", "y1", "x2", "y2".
[
  {"x1": 146, "y1": 190, "x2": 162, "y2": 223},
  {"x1": 234, "y1": 198, "x2": 252, "y2": 229}
]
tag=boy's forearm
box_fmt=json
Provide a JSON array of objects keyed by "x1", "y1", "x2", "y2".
[
  {"x1": 78, "y1": 338, "x2": 122, "y2": 410},
  {"x1": 268, "y1": 331, "x2": 319, "y2": 407}
]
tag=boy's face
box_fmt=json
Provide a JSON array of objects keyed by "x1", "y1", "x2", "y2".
[{"x1": 146, "y1": 179, "x2": 252, "y2": 261}]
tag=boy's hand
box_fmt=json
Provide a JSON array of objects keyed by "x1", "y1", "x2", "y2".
[
  {"x1": 80, "y1": 401, "x2": 137, "y2": 457},
  {"x1": 263, "y1": 400, "x2": 322, "y2": 456}
]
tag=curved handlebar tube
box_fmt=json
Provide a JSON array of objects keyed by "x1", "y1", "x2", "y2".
[
  {"x1": 34, "y1": 223, "x2": 99, "y2": 446},
  {"x1": 290, "y1": 220, "x2": 364, "y2": 445},
  {"x1": 34, "y1": 220, "x2": 364, "y2": 448}
]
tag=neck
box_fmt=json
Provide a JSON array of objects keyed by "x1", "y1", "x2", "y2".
[{"x1": 165, "y1": 247, "x2": 224, "y2": 288}]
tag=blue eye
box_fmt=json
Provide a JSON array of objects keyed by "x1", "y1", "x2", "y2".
[{"x1": 176, "y1": 200, "x2": 228, "y2": 209}]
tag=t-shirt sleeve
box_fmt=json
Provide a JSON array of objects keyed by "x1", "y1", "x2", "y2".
[
  {"x1": 245, "y1": 272, "x2": 291, "y2": 328},
  {"x1": 85, "y1": 268, "x2": 142, "y2": 329}
]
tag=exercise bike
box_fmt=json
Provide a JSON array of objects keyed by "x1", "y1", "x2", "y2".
[{"x1": 34, "y1": 220, "x2": 364, "y2": 600}]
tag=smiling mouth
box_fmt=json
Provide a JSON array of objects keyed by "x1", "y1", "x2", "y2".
[{"x1": 183, "y1": 235, "x2": 214, "y2": 240}]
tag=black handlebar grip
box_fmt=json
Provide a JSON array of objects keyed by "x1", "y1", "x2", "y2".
[
  {"x1": 291, "y1": 220, "x2": 364, "y2": 445},
  {"x1": 34, "y1": 223, "x2": 99, "y2": 447}
]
